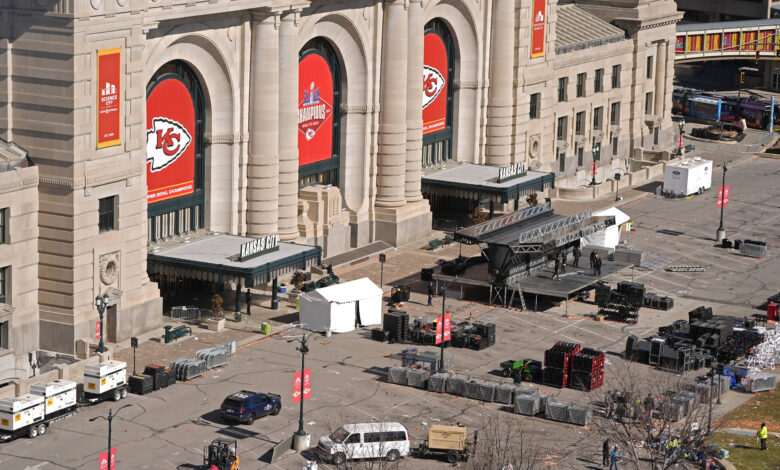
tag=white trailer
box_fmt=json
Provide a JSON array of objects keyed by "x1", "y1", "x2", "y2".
[
  {"x1": 31, "y1": 379, "x2": 78, "y2": 421},
  {"x1": 84, "y1": 360, "x2": 128, "y2": 403},
  {"x1": 663, "y1": 158, "x2": 713, "y2": 197},
  {"x1": 0, "y1": 394, "x2": 46, "y2": 440}
]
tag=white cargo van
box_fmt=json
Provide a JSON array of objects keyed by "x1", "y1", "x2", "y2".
[{"x1": 315, "y1": 422, "x2": 410, "y2": 465}]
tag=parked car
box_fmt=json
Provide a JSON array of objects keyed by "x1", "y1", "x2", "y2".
[
  {"x1": 315, "y1": 422, "x2": 410, "y2": 465},
  {"x1": 220, "y1": 390, "x2": 281, "y2": 425}
]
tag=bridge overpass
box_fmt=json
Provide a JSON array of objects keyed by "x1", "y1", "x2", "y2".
[{"x1": 676, "y1": 19, "x2": 780, "y2": 62}]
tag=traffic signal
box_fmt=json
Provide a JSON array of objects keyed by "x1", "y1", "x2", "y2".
[
  {"x1": 755, "y1": 50, "x2": 760, "y2": 62},
  {"x1": 740, "y1": 72, "x2": 746, "y2": 84},
  {"x1": 775, "y1": 48, "x2": 780, "y2": 58}
]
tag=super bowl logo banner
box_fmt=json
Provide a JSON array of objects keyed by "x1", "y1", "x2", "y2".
[
  {"x1": 97, "y1": 48, "x2": 121, "y2": 149},
  {"x1": 298, "y1": 53, "x2": 334, "y2": 167},
  {"x1": 531, "y1": 0, "x2": 546, "y2": 59},
  {"x1": 146, "y1": 78, "x2": 195, "y2": 204},
  {"x1": 423, "y1": 32, "x2": 448, "y2": 135}
]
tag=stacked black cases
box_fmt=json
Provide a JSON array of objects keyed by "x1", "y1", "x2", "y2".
[
  {"x1": 643, "y1": 292, "x2": 675, "y2": 310},
  {"x1": 164, "y1": 368, "x2": 177, "y2": 387},
  {"x1": 420, "y1": 268, "x2": 433, "y2": 282},
  {"x1": 688, "y1": 306, "x2": 713, "y2": 323},
  {"x1": 617, "y1": 282, "x2": 646, "y2": 307},
  {"x1": 569, "y1": 348, "x2": 605, "y2": 391},
  {"x1": 475, "y1": 322, "x2": 496, "y2": 347},
  {"x1": 383, "y1": 311, "x2": 409, "y2": 343},
  {"x1": 129, "y1": 374, "x2": 154, "y2": 395},
  {"x1": 371, "y1": 328, "x2": 388, "y2": 342},
  {"x1": 143, "y1": 364, "x2": 168, "y2": 391},
  {"x1": 595, "y1": 283, "x2": 611, "y2": 307},
  {"x1": 543, "y1": 342, "x2": 581, "y2": 388}
]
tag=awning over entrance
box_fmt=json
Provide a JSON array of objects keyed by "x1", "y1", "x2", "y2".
[
  {"x1": 422, "y1": 163, "x2": 555, "y2": 205},
  {"x1": 147, "y1": 233, "x2": 322, "y2": 287}
]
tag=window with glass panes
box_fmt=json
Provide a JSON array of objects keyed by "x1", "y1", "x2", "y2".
[
  {"x1": 146, "y1": 61, "x2": 205, "y2": 242},
  {"x1": 612, "y1": 65, "x2": 621, "y2": 89},
  {"x1": 645, "y1": 92, "x2": 654, "y2": 114},
  {"x1": 558, "y1": 77, "x2": 568, "y2": 102},
  {"x1": 575, "y1": 112, "x2": 585, "y2": 135},
  {"x1": 98, "y1": 197, "x2": 115, "y2": 233},
  {"x1": 0, "y1": 208, "x2": 5, "y2": 244},
  {"x1": 529, "y1": 93, "x2": 540, "y2": 119},
  {"x1": 557, "y1": 116, "x2": 568, "y2": 140},
  {"x1": 0, "y1": 266, "x2": 6, "y2": 304},
  {"x1": 610, "y1": 102, "x2": 620, "y2": 125},
  {"x1": 593, "y1": 107, "x2": 603, "y2": 130},
  {"x1": 594, "y1": 69, "x2": 603, "y2": 93},
  {"x1": 576, "y1": 73, "x2": 586, "y2": 97},
  {"x1": 646, "y1": 56, "x2": 654, "y2": 79},
  {"x1": 421, "y1": 19, "x2": 455, "y2": 167}
]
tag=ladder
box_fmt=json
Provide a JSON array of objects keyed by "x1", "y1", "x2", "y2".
[{"x1": 507, "y1": 285, "x2": 528, "y2": 311}]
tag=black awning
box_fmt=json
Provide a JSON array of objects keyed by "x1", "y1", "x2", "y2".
[{"x1": 422, "y1": 163, "x2": 555, "y2": 204}]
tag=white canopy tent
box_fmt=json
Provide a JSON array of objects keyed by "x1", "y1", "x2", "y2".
[
  {"x1": 298, "y1": 277, "x2": 383, "y2": 333},
  {"x1": 580, "y1": 207, "x2": 631, "y2": 250}
]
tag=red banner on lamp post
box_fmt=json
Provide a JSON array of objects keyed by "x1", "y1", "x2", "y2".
[
  {"x1": 95, "y1": 321, "x2": 101, "y2": 340},
  {"x1": 531, "y1": 0, "x2": 547, "y2": 58},
  {"x1": 292, "y1": 371, "x2": 302, "y2": 403},
  {"x1": 98, "y1": 447, "x2": 116, "y2": 470},
  {"x1": 302, "y1": 368, "x2": 311, "y2": 401},
  {"x1": 718, "y1": 186, "x2": 730, "y2": 208},
  {"x1": 97, "y1": 48, "x2": 121, "y2": 149},
  {"x1": 591, "y1": 162, "x2": 598, "y2": 178},
  {"x1": 435, "y1": 317, "x2": 443, "y2": 345},
  {"x1": 442, "y1": 313, "x2": 451, "y2": 342}
]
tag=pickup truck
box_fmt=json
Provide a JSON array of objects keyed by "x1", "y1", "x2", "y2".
[{"x1": 220, "y1": 390, "x2": 281, "y2": 425}]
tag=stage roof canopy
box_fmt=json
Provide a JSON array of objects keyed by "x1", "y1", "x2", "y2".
[{"x1": 422, "y1": 163, "x2": 555, "y2": 204}]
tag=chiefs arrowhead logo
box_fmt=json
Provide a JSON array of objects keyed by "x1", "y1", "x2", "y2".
[
  {"x1": 535, "y1": 11, "x2": 544, "y2": 23},
  {"x1": 423, "y1": 65, "x2": 445, "y2": 109},
  {"x1": 146, "y1": 117, "x2": 192, "y2": 173}
]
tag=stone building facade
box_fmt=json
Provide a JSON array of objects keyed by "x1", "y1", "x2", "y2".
[
  {"x1": 0, "y1": 139, "x2": 39, "y2": 379},
  {"x1": 0, "y1": 0, "x2": 680, "y2": 359}
]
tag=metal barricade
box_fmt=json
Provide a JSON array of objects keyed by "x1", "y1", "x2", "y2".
[{"x1": 169, "y1": 306, "x2": 200, "y2": 323}]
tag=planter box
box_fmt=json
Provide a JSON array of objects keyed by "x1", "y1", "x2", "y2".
[{"x1": 204, "y1": 318, "x2": 225, "y2": 332}]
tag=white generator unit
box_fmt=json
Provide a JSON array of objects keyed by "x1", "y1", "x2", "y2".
[
  {"x1": 0, "y1": 394, "x2": 45, "y2": 436},
  {"x1": 31, "y1": 379, "x2": 78, "y2": 418},
  {"x1": 84, "y1": 360, "x2": 128, "y2": 402},
  {"x1": 663, "y1": 157, "x2": 713, "y2": 197}
]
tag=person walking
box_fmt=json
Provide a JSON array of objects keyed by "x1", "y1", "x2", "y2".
[
  {"x1": 559, "y1": 251, "x2": 566, "y2": 273},
  {"x1": 605, "y1": 390, "x2": 614, "y2": 418},
  {"x1": 427, "y1": 282, "x2": 434, "y2": 306},
  {"x1": 572, "y1": 246, "x2": 581, "y2": 267},
  {"x1": 553, "y1": 254, "x2": 561, "y2": 280},
  {"x1": 758, "y1": 422, "x2": 768, "y2": 450},
  {"x1": 245, "y1": 288, "x2": 252, "y2": 316},
  {"x1": 643, "y1": 393, "x2": 654, "y2": 424},
  {"x1": 633, "y1": 395, "x2": 642, "y2": 421},
  {"x1": 590, "y1": 250, "x2": 597, "y2": 270},
  {"x1": 602, "y1": 439, "x2": 610, "y2": 467},
  {"x1": 594, "y1": 253, "x2": 603, "y2": 276},
  {"x1": 609, "y1": 446, "x2": 620, "y2": 470}
]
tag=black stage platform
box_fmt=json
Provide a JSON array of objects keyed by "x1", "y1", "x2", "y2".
[{"x1": 433, "y1": 259, "x2": 633, "y2": 299}]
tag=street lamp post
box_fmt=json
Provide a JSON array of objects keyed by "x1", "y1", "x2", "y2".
[
  {"x1": 716, "y1": 163, "x2": 728, "y2": 243},
  {"x1": 614, "y1": 173, "x2": 622, "y2": 202},
  {"x1": 90, "y1": 404, "x2": 131, "y2": 470},
  {"x1": 95, "y1": 293, "x2": 110, "y2": 354},
  {"x1": 678, "y1": 120, "x2": 685, "y2": 155},
  {"x1": 437, "y1": 279, "x2": 457, "y2": 372},
  {"x1": 706, "y1": 370, "x2": 715, "y2": 436},
  {"x1": 591, "y1": 142, "x2": 601, "y2": 186},
  {"x1": 289, "y1": 330, "x2": 314, "y2": 451}
]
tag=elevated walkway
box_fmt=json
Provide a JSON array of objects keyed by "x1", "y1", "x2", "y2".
[{"x1": 676, "y1": 19, "x2": 780, "y2": 62}]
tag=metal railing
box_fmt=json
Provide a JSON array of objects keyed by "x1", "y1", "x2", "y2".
[{"x1": 169, "y1": 306, "x2": 217, "y2": 322}]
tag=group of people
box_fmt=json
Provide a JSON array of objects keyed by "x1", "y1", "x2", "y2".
[
  {"x1": 604, "y1": 390, "x2": 655, "y2": 424},
  {"x1": 551, "y1": 246, "x2": 602, "y2": 280}
]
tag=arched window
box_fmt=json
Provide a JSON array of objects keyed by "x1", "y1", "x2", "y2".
[
  {"x1": 146, "y1": 60, "x2": 205, "y2": 242},
  {"x1": 298, "y1": 38, "x2": 342, "y2": 187},
  {"x1": 422, "y1": 19, "x2": 455, "y2": 167}
]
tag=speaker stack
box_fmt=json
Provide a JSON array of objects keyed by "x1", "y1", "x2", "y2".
[
  {"x1": 569, "y1": 348, "x2": 605, "y2": 392},
  {"x1": 383, "y1": 311, "x2": 409, "y2": 343},
  {"x1": 543, "y1": 342, "x2": 581, "y2": 388}
]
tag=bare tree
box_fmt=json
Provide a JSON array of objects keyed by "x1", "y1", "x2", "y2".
[
  {"x1": 589, "y1": 362, "x2": 720, "y2": 469},
  {"x1": 467, "y1": 412, "x2": 540, "y2": 470}
]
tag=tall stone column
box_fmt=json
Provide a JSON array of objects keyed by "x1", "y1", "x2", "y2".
[
  {"x1": 405, "y1": 0, "x2": 424, "y2": 203},
  {"x1": 376, "y1": 0, "x2": 408, "y2": 208},
  {"x1": 485, "y1": 0, "x2": 514, "y2": 167},
  {"x1": 654, "y1": 40, "x2": 667, "y2": 117},
  {"x1": 278, "y1": 10, "x2": 300, "y2": 241},
  {"x1": 247, "y1": 12, "x2": 279, "y2": 238}
]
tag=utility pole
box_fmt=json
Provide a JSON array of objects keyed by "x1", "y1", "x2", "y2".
[
  {"x1": 90, "y1": 404, "x2": 131, "y2": 470},
  {"x1": 716, "y1": 163, "x2": 728, "y2": 243},
  {"x1": 289, "y1": 329, "x2": 314, "y2": 451}
]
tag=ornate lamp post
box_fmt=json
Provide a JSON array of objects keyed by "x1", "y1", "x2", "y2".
[
  {"x1": 715, "y1": 163, "x2": 728, "y2": 244},
  {"x1": 590, "y1": 142, "x2": 601, "y2": 186},
  {"x1": 90, "y1": 404, "x2": 131, "y2": 470},
  {"x1": 678, "y1": 119, "x2": 685, "y2": 155},
  {"x1": 95, "y1": 292, "x2": 110, "y2": 354}
]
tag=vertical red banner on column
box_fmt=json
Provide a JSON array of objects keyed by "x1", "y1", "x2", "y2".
[
  {"x1": 95, "y1": 321, "x2": 101, "y2": 340},
  {"x1": 98, "y1": 447, "x2": 116, "y2": 470},
  {"x1": 423, "y1": 31, "x2": 448, "y2": 135},
  {"x1": 292, "y1": 371, "x2": 302, "y2": 403},
  {"x1": 442, "y1": 313, "x2": 451, "y2": 342},
  {"x1": 97, "y1": 48, "x2": 121, "y2": 149},
  {"x1": 303, "y1": 368, "x2": 311, "y2": 401},
  {"x1": 435, "y1": 316, "x2": 443, "y2": 345},
  {"x1": 531, "y1": 0, "x2": 546, "y2": 58},
  {"x1": 724, "y1": 185, "x2": 729, "y2": 206},
  {"x1": 298, "y1": 53, "x2": 334, "y2": 166}
]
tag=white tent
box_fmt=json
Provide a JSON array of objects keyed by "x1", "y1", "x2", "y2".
[
  {"x1": 299, "y1": 278, "x2": 383, "y2": 333},
  {"x1": 580, "y1": 207, "x2": 631, "y2": 250}
]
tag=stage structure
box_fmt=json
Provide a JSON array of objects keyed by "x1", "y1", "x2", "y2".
[{"x1": 441, "y1": 202, "x2": 623, "y2": 308}]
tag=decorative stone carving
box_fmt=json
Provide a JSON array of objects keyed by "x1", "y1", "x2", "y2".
[
  {"x1": 90, "y1": 0, "x2": 103, "y2": 9},
  {"x1": 530, "y1": 159, "x2": 542, "y2": 171},
  {"x1": 528, "y1": 134, "x2": 541, "y2": 159},
  {"x1": 117, "y1": 0, "x2": 127, "y2": 7},
  {"x1": 99, "y1": 251, "x2": 120, "y2": 286}
]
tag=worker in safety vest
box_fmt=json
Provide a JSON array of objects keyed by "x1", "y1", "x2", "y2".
[{"x1": 758, "y1": 422, "x2": 768, "y2": 450}]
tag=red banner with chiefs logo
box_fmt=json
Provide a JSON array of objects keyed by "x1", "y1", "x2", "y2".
[
  {"x1": 146, "y1": 78, "x2": 195, "y2": 204},
  {"x1": 423, "y1": 32, "x2": 448, "y2": 135},
  {"x1": 299, "y1": 53, "x2": 334, "y2": 167},
  {"x1": 531, "y1": 0, "x2": 546, "y2": 58},
  {"x1": 98, "y1": 447, "x2": 116, "y2": 470},
  {"x1": 302, "y1": 368, "x2": 311, "y2": 401},
  {"x1": 97, "y1": 48, "x2": 121, "y2": 149},
  {"x1": 292, "y1": 371, "x2": 302, "y2": 403}
]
